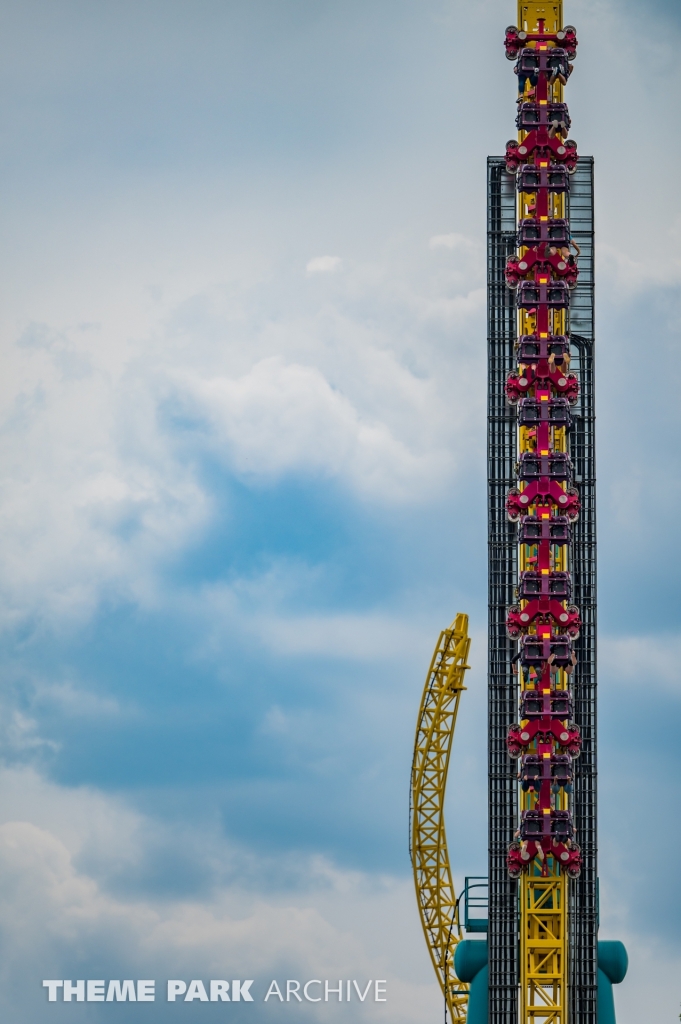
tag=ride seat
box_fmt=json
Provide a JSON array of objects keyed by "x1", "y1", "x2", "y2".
[
  {"x1": 551, "y1": 755, "x2": 573, "y2": 785},
  {"x1": 519, "y1": 689, "x2": 573, "y2": 720},
  {"x1": 519, "y1": 634, "x2": 573, "y2": 668},
  {"x1": 518, "y1": 569, "x2": 572, "y2": 599},
  {"x1": 516, "y1": 334, "x2": 570, "y2": 363},
  {"x1": 516, "y1": 102, "x2": 571, "y2": 133},
  {"x1": 517, "y1": 280, "x2": 571, "y2": 308},
  {"x1": 518, "y1": 218, "x2": 570, "y2": 247},
  {"x1": 517, "y1": 451, "x2": 572, "y2": 482},
  {"x1": 518, "y1": 396, "x2": 572, "y2": 427},
  {"x1": 516, "y1": 49, "x2": 540, "y2": 73},
  {"x1": 518, "y1": 514, "x2": 572, "y2": 545},
  {"x1": 515, "y1": 46, "x2": 571, "y2": 78},
  {"x1": 519, "y1": 809, "x2": 574, "y2": 841},
  {"x1": 546, "y1": 49, "x2": 571, "y2": 77},
  {"x1": 550, "y1": 810, "x2": 574, "y2": 840},
  {"x1": 520, "y1": 810, "x2": 544, "y2": 837},
  {"x1": 517, "y1": 164, "x2": 570, "y2": 194}
]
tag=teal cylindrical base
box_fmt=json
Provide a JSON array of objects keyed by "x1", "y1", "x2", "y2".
[
  {"x1": 598, "y1": 940, "x2": 628, "y2": 1024},
  {"x1": 450, "y1": 937, "x2": 628, "y2": 1023},
  {"x1": 453, "y1": 940, "x2": 488, "y2": 1024}
]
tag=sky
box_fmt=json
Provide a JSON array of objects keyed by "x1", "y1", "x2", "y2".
[{"x1": 0, "y1": 0, "x2": 679, "y2": 1020}]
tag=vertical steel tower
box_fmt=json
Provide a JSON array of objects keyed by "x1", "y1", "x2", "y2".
[
  {"x1": 413, "y1": 4, "x2": 626, "y2": 1022},
  {"x1": 488, "y1": 4, "x2": 596, "y2": 1022}
]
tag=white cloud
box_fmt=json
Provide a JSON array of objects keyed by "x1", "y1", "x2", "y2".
[
  {"x1": 177, "y1": 356, "x2": 451, "y2": 501},
  {"x1": 0, "y1": 767, "x2": 439, "y2": 1023},
  {"x1": 0, "y1": 362, "x2": 208, "y2": 626},
  {"x1": 0, "y1": 2, "x2": 677, "y2": 1017},
  {"x1": 0, "y1": 212, "x2": 485, "y2": 630},
  {"x1": 306, "y1": 256, "x2": 342, "y2": 274}
]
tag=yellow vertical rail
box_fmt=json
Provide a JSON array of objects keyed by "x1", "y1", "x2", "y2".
[
  {"x1": 410, "y1": 613, "x2": 471, "y2": 1023},
  {"x1": 516, "y1": 4, "x2": 570, "y2": 1024},
  {"x1": 517, "y1": 2, "x2": 562, "y2": 34},
  {"x1": 520, "y1": 871, "x2": 568, "y2": 1023}
]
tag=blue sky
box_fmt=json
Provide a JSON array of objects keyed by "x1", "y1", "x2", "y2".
[{"x1": 0, "y1": 0, "x2": 678, "y2": 1020}]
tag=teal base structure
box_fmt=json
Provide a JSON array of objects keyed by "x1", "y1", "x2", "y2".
[
  {"x1": 597, "y1": 941, "x2": 629, "y2": 1024},
  {"x1": 453, "y1": 938, "x2": 628, "y2": 1024},
  {"x1": 454, "y1": 940, "x2": 488, "y2": 1024}
]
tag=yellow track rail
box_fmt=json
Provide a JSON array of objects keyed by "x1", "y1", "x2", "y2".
[{"x1": 410, "y1": 613, "x2": 471, "y2": 1023}]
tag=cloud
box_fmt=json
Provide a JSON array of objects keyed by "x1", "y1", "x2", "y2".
[
  {"x1": 0, "y1": 210, "x2": 486, "y2": 632},
  {"x1": 176, "y1": 357, "x2": 451, "y2": 501},
  {"x1": 0, "y1": 767, "x2": 439, "y2": 1023},
  {"x1": 0, "y1": 0, "x2": 679, "y2": 1018},
  {"x1": 306, "y1": 256, "x2": 342, "y2": 274},
  {"x1": 0, "y1": 332, "x2": 209, "y2": 628}
]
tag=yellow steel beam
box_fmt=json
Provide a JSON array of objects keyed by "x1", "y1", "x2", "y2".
[
  {"x1": 518, "y1": 2, "x2": 562, "y2": 34},
  {"x1": 410, "y1": 613, "x2": 471, "y2": 1022},
  {"x1": 520, "y1": 870, "x2": 568, "y2": 1024}
]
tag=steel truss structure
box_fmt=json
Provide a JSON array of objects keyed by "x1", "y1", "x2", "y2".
[
  {"x1": 486, "y1": 152, "x2": 595, "y2": 1024},
  {"x1": 412, "y1": 4, "x2": 600, "y2": 1022},
  {"x1": 487, "y1": 154, "x2": 520, "y2": 1024},
  {"x1": 564, "y1": 158, "x2": 597, "y2": 1024},
  {"x1": 410, "y1": 615, "x2": 472, "y2": 1022},
  {"x1": 488, "y1": 2, "x2": 597, "y2": 1021}
]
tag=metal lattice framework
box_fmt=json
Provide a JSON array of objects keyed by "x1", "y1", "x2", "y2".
[
  {"x1": 488, "y1": 5, "x2": 597, "y2": 1024},
  {"x1": 412, "y1": 7, "x2": 597, "y2": 1023},
  {"x1": 488, "y1": 153, "x2": 520, "y2": 1024},
  {"x1": 565, "y1": 157, "x2": 597, "y2": 1024},
  {"x1": 487, "y1": 154, "x2": 595, "y2": 1024},
  {"x1": 520, "y1": 874, "x2": 568, "y2": 1023},
  {"x1": 410, "y1": 614, "x2": 471, "y2": 1023}
]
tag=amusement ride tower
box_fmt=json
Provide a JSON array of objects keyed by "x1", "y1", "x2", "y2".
[{"x1": 410, "y1": 3, "x2": 628, "y2": 1022}]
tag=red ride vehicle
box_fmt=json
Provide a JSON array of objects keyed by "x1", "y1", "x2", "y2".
[
  {"x1": 508, "y1": 808, "x2": 581, "y2": 877},
  {"x1": 505, "y1": 136, "x2": 578, "y2": 174},
  {"x1": 504, "y1": 24, "x2": 578, "y2": 61},
  {"x1": 505, "y1": 367, "x2": 579, "y2": 405},
  {"x1": 506, "y1": 603, "x2": 580, "y2": 639},
  {"x1": 507, "y1": 835, "x2": 582, "y2": 877},
  {"x1": 506, "y1": 716, "x2": 581, "y2": 759},
  {"x1": 506, "y1": 483, "x2": 580, "y2": 521},
  {"x1": 505, "y1": 250, "x2": 578, "y2": 289}
]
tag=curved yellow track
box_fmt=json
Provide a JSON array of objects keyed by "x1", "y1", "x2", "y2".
[{"x1": 410, "y1": 613, "x2": 471, "y2": 1023}]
